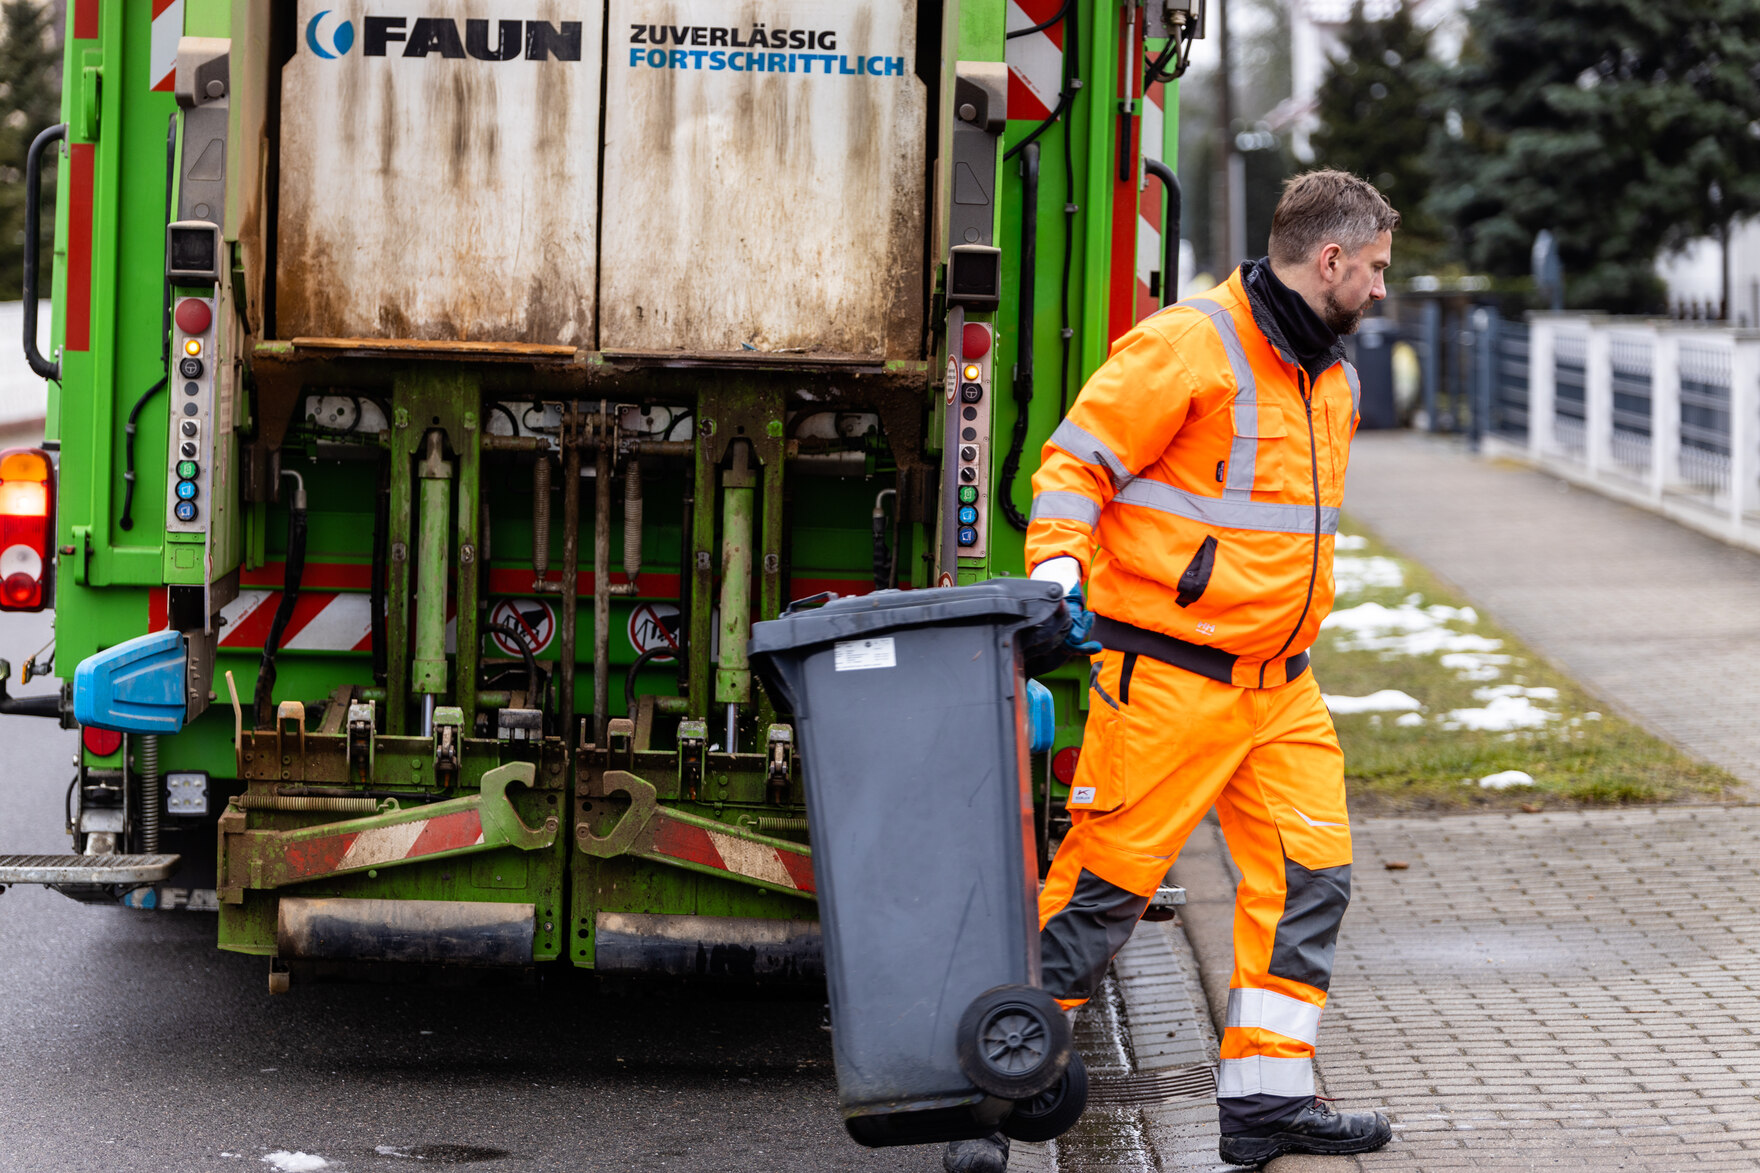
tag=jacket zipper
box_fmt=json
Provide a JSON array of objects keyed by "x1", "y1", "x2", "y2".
[{"x1": 1260, "y1": 366, "x2": 1322, "y2": 687}]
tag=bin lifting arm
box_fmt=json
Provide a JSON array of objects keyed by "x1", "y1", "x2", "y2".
[
  {"x1": 216, "y1": 762, "x2": 556, "y2": 898},
  {"x1": 578, "y1": 770, "x2": 815, "y2": 902}
]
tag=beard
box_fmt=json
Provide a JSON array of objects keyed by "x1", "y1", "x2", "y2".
[{"x1": 1322, "y1": 288, "x2": 1374, "y2": 336}]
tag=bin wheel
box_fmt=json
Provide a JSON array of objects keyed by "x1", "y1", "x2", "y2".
[
  {"x1": 1002, "y1": 1050, "x2": 1088, "y2": 1142},
  {"x1": 956, "y1": 985, "x2": 1072, "y2": 1100}
]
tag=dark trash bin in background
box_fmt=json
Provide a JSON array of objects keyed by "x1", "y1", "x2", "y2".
[
  {"x1": 749, "y1": 580, "x2": 1080, "y2": 1148},
  {"x1": 1348, "y1": 317, "x2": 1400, "y2": 429}
]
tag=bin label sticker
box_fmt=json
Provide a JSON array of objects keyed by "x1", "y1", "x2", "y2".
[
  {"x1": 1069, "y1": 786, "x2": 1097, "y2": 805},
  {"x1": 834, "y1": 637, "x2": 895, "y2": 671}
]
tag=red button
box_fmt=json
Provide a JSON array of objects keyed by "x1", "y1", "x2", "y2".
[
  {"x1": 175, "y1": 298, "x2": 212, "y2": 336},
  {"x1": 962, "y1": 323, "x2": 991, "y2": 360}
]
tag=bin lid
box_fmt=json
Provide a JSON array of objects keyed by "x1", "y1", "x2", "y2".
[{"x1": 748, "y1": 579, "x2": 1064, "y2": 657}]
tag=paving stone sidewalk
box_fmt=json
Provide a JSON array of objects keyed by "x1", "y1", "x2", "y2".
[
  {"x1": 1318, "y1": 806, "x2": 1760, "y2": 1170},
  {"x1": 1342, "y1": 433, "x2": 1760, "y2": 794}
]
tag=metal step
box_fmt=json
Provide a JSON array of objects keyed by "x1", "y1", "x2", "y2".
[{"x1": 0, "y1": 854, "x2": 180, "y2": 885}]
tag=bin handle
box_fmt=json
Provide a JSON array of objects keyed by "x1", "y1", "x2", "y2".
[
  {"x1": 23, "y1": 123, "x2": 66, "y2": 382},
  {"x1": 783, "y1": 590, "x2": 839, "y2": 615}
]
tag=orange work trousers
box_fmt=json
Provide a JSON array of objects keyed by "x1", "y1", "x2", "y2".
[{"x1": 1038, "y1": 649, "x2": 1352, "y2": 1132}]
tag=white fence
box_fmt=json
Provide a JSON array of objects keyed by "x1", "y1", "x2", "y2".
[{"x1": 1503, "y1": 315, "x2": 1760, "y2": 551}]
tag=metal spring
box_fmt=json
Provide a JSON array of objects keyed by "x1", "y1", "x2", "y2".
[
  {"x1": 235, "y1": 794, "x2": 380, "y2": 813},
  {"x1": 136, "y1": 733, "x2": 161, "y2": 853}
]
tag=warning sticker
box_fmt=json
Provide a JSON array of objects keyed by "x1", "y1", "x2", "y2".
[
  {"x1": 628, "y1": 602, "x2": 683, "y2": 661},
  {"x1": 834, "y1": 637, "x2": 896, "y2": 671},
  {"x1": 488, "y1": 599, "x2": 556, "y2": 658}
]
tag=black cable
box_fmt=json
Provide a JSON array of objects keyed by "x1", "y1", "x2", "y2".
[
  {"x1": 486, "y1": 402, "x2": 520, "y2": 435},
  {"x1": 254, "y1": 493, "x2": 308, "y2": 729},
  {"x1": 1000, "y1": 143, "x2": 1040, "y2": 532},
  {"x1": 623, "y1": 646, "x2": 674, "y2": 721},
  {"x1": 117, "y1": 377, "x2": 167, "y2": 531},
  {"x1": 485, "y1": 621, "x2": 542, "y2": 718},
  {"x1": 1007, "y1": 0, "x2": 1071, "y2": 39}
]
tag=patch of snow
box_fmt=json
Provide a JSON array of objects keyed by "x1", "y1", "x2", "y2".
[
  {"x1": 1332, "y1": 554, "x2": 1404, "y2": 594},
  {"x1": 262, "y1": 1154, "x2": 329, "y2": 1172},
  {"x1": 1395, "y1": 712, "x2": 1424, "y2": 727},
  {"x1": 376, "y1": 1146, "x2": 422, "y2": 1160},
  {"x1": 1584, "y1": 711, "x2": 1601, "y2": 721},
  {"x1": 1322, "y1": 689, "x2": 1423, "y2": 714},
  {"x1": 1322, "y1": 601, "x2": 1501, "y2": 657},
  {"x1": 1335, "y1": 534, "x2": 1368, "y2": 550},
  {"x1": 1439, "y1": 652, "x2": 1513, "y2": 681},
  {"x1": 1478, "y1": 770, "x2": 1536, "y2": 789},
  {"x1": 1443, "y1": 695, "x2": 1559, "y2": 732}
]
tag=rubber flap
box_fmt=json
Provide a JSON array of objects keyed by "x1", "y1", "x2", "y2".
[{"x1": 73, "y1": 630, "x2": 188, "y2": 734}]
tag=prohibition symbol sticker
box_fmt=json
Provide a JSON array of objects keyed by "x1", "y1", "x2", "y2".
[
  {"x1": 628, "y1": 602, "x2": 682, "y2": 662},
  {"x1": 488, "y1": 599, "x2": 555, "y2": 657}
]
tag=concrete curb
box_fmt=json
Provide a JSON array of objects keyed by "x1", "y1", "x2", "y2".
[{"x1": 1170, "y1": 811, "x2": 1367, "y2": 1173}]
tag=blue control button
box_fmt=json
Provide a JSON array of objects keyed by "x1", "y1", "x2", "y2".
[
  {"x1": 958, "y1": 505, "x2": 978, "y2": 525},
  {"x1": 174, "y1": 501, "x2": 198, "y2": 523},
  {"x1": 957, "y1": 525, "x2": 978, "y2": 547},
  {"x1": 175, "y1": 480, "x2": 198, "y2": 501}
]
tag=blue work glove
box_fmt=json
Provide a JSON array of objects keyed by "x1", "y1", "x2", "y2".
[{"x1": 1063, "y1": 584, "x2": 1102, "y2": 655}]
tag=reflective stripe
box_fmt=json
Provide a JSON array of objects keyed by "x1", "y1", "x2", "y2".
[
  {"x1": 1344, "y1": 362, "x2": 1361, "y2": 426},
  {"x1": 1049, "y1": 419, "x2": 1133, "y2": 490},
  {"x1": 1178, "y1": 298, "x2": 1259, "y2": 501},
  {"x1": 1216, "y1": 1056, "x2": 1316, "y2": 1099},
  {"x1": 1226, "y1": 988, "x2": 1322, "y2": 1047},
  {"x1": 1114, "y1": 477, "x2": 1340, "y2": 535},
  {"x1": 1030, "y1": 491, "x2": 1102, "y2": 528}
]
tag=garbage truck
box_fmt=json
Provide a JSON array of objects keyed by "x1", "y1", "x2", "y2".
[{"x1": 0, "y1": 0, "x2": 1195, "y2": 993}]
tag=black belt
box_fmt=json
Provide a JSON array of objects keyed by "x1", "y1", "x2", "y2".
[{"x1": 1091, "y1": 615, "x2": 1308, "y2": 687}]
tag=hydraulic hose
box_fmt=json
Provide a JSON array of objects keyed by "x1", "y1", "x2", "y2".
[
  {"x1": 1000, "y1": 143, "x2": 1040, "y2": 533},
  {"x1": 1144, "y1": 158, "x2": 1182, "y2": 308},
  {"x1": 370, "y1": 455, "x2": 389, "y2": 685},
  {"x1": 486, "y1": 621, "x2": 543, "y2": 724},
  {"x1": 254, "y1": 471, "x2": 308, "y2": 729},
  {"x1": 623, "y1": 646, "x2": 675, "y2": 722}
]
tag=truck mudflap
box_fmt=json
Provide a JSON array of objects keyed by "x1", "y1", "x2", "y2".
[
  {"x1": 218, "y1": 762, "x2": 556, "y2": 898},
  {"x1": 577, "y1": 770, "x2": 815, "y2": 900}
]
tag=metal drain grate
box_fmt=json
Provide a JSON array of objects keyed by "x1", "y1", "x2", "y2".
[{"x1": 1087, "y1": 1062, "x2": 1217, "y2": 1107}]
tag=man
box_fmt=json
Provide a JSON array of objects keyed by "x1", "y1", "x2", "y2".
[{"x1": 962, "y1": 169, "x2": 1398, "y2": 1171}]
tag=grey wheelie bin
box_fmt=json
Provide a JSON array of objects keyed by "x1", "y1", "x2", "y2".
[{"x1": 748, "y1": 580, "x2": 1079, "y2": 1148}]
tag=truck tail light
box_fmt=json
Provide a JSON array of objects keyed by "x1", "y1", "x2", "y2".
[
  {"x1": 82, "y1": 725, "x2": 123, "y2": 757},
  {"x1": 0, "y1": 447, "x2": 54, "y2": 612}
]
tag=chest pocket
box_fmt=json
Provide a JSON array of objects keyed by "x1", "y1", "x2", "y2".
[{"x1": 1225, "y1": 397, "x2": 1287, "y2": 495}]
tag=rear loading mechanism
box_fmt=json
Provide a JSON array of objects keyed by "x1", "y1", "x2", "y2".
[{"x1": 16, "y1": 0, "x2": 1193, "y2": 989}]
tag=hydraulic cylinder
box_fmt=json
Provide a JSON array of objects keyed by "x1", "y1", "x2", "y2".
[
  {"x1": 715, "y1": 442, "x2": 756, "y2": 733},
  {"x1": 412, "y1": 430, "x2": 453, "y2": 716}
]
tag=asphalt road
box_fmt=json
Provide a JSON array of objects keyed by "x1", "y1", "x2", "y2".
[{"x1": 0, "y1": 612, "x2": 936, "y2": 1173}]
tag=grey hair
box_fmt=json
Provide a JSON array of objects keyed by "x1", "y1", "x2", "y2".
[{"x1": 1267, "y1": 170, "x2": 1400, "y2": 266}]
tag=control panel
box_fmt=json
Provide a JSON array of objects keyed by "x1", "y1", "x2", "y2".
[
  {"x1": 165, "y1": 295, "x2": 216, "y2": 537},
  {"x1": 955, "y1": 322, "x2": 994, "y2": 561}
]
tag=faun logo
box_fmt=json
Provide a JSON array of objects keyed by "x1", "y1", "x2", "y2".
[{"x1": 305, "y1": 13, "x2": 582, "y2": 62}]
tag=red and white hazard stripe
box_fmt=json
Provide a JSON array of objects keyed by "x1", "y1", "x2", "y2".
[
  {"x1": 150, "y1": 0, "x2": 185, "y2": 92},
  {"x1": 218, "y1": 589, "x2": 375, "y2": 652},
  {"x1": 649, "y1": 818, "x2": 816, "y2": 894},
  {"x1": 1006, "y1": 0, "x2": 1065, "y2": 122},
  {"x1": 282, "y1": 809, "x2": 486, "y2": 882},
  {"x1": 1137, "y1": 80, "x2": 1170, "y2": 323}
]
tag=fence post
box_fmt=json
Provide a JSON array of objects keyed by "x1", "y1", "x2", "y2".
[
  {"x1": 1471, "y1": 307, "x2": 1496, "y2": 452},
  {"x1": 1729, "y1": 334, "x2": 1760, "y2": 528},
  {"x1": 1649, "y1": 325, "x2": 1680, "y2": 502},
  {"x1": 1585, "y1": 321, "x2": 1612, "y2": 477},
  {"x1": 1421, "y1": 299, "x2": 1440, "y2": 433},
  {"x1": 1528, "y1": 316, "x2": 1554, "y2": 462}
]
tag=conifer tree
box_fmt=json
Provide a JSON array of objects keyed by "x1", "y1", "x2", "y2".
[{"x1": 0, "y1": 0, "x2": 60, "y2": 300}]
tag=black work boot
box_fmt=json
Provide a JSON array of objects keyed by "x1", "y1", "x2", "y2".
[
  {"x1": 943, "y1": 1131, "x2": 1009, "y2": 1173},
  {"x1": 1218, "y1": 1099, "x2": 1391, "y2": 1167}
]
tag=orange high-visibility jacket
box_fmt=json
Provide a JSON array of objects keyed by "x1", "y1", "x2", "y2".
[{"x1": 1025, "y1": 266, "x2": 1361, "y2": 688}]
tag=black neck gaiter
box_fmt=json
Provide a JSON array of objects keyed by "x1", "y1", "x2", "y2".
[{"x1": 1255, "y1": 257, "x2": 1338, "y2": 376}]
